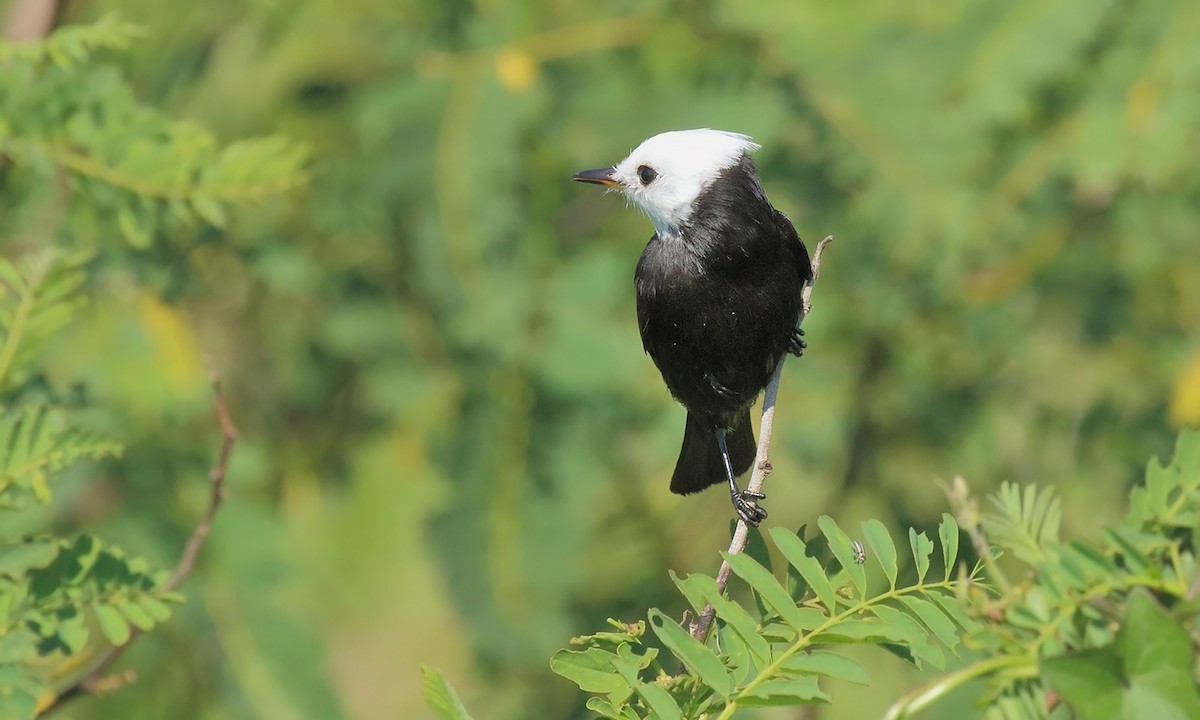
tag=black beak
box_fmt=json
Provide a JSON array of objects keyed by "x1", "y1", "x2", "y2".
[{"x1": 571, "y1": 167, "x2": 620, "y2": 188}]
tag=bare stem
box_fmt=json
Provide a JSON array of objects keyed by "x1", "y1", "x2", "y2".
[
  {"x1": 942, "y1": 474, "x2": 1013, "y2": 596},
  {"x1": 38, "y1": 362, "x2": 239, "y2": 716},
  {"x1": 690, "y1": 236, "x2": 833, "y2": 642}
]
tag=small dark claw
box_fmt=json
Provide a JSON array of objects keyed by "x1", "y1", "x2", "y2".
[
  {"x1": 788, "y1": 327, "x2": 807, "y2": 357},
  {"x1": 732, "y1": 491, "x2": 768, "y2": 526},
  {"x1": 741, "y1": 490, "x2": 766, "y2": 500}
]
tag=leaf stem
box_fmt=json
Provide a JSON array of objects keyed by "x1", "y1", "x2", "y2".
[
  {"x1": 882, "y1": 654, "x2": 1035, "y2": 720},
  {"x1": 715, "y1": 579, "x2": 959, "y2": 720},
  {"x1": 0, "y1": 253, "x2": 49, "y2": 389}
]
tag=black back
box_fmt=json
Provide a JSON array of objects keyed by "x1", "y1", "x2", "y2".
[{"x1": 634, "y1": 155, "x2": 811, "y2": 429}]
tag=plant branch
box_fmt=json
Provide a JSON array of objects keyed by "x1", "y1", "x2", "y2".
[
  {"x1": 717, "y1": 577, "x2": 958, "y2": 720},
  {"x1": 2, "y1": 0, "x2": 59, "y2": 42},
  {"x1": 37, "y1": 362, "x2": 239, "y2": 716},
  {"x1": 690, "y1": 235, "x2": 833, "y2": 642}
]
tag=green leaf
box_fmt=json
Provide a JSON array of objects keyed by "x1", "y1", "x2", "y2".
[
  {"x1": 744, "y1": 524, "x2": 774, "y2": 574},
  {"x1": 716, "y1": 621, "x2": 753, "y2": 683},
  {"x1": 0, "y1": 407, "x2": 121, "y2": 508},
  {"x1": 647, "y1": 609, "x2": 733, "y2": 697},
  {"x1": 608, "y1": 654, "x2": 681, "y2": 720},
  {"x1": 0, "y1": 667, "x2": 36, "y2": 720},
  {"x1": 818, "y1": 515, "x2": 867, "y2": 598},
  {"x1": 778, "y1": 650, "x2": 869, "y2": 685},
  {"x1": 1044, "y1": 590, "x2": 1200, "y2": 720},
  {"x1": 116, "y1": 205, "x2": 152, "y2": 248},
  {"x1": 984, "y1": 482, "x2": 1061, "y2": 565},
  {"x1": 909, "y1": 528, "x2": 935, "y2": 584},
  {"x1": 1043, "y1": 647, "x2": 1124, "y2": 720},
  {"x1": 0, "y1": 539, "x2": 59, "y2": 577},
  {"x1": 0, "y1": 628, "x2": 37, "y2": 664},
  {"x1": 738, "y1": 676, "x2": 830, "y2": 706},
  {"x1": 55, "y1": 607, "x2": 88, "y2": 654},
  {"x1": 1104, "y1": 528, "x2": 1150, "y2": 574},
  {"x1": 138, "y1": 596, "x2": 172, "y2": 623},
  {"x1": 93, "y1": 603, "x2": 130, "y2": 646},
  {"x1": 809, "y1": 619, "x2": 916, "y2": 644},
  {"x1": 861, "y1": 519, "x2": 898, "y2": 589},
  {"x1": 768, "y1": 526, "x2": 837, "y2": 612},
  {"x1": 1061, "y1": 540, "x2": 1116, "y2": 581},
  {"x1": 668, "y1": 570, "x2": 708, "y2": 615},
  {"x1": 1130, "y1": 429, "x2": 1200, "y2": 530},
  {"x1": 1117, "y1": 590, "x2": 1200, "y2": 716},
  {"x1": 688, "y1": 573, "x2": 772, "y2": 668},
  {"x1": 0, "y1": 251, "x2": 90, "y2": 394},
  {"x1": 191, "y1": 193, "x2": 228, "y2": 228},
  {"x1": 721, "y1": 551, "x2": 815, "y2": 632},
  {"x1": 117, "y1": 599, "x2": 156, "y2": 631},
  {"x1": 938, "y1": 513, "x2": 960, "y2": 580},
  {"x1": 551, "y1": 647, "x2": 629, "y2": 693},
  {"x1": 586, "y1": 696, "x2": 638, "y2": 720},
  {"x1": 420, "y1": 665, "x2": 475, "y2": 720},
  {"x1": 872, "y1": 605, "x2": 945, "y2": 670},
  {"x1": 634, "y1": 682, "x2": 682, "y2": 720},
  {"x1": 898, "y1": 596, "x2": 960, "y2": 651},
  {"x1": 925, "y1": 592, "x2": 981, "y2": 634}
]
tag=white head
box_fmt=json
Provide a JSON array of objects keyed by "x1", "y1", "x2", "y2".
[{"x1": 573, "y1": 129, "x2": 761, "y2": 236}]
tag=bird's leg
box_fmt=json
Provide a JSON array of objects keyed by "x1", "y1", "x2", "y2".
[
  {"x1": 788, "y1": 327, "x2": 806, "y2": 358},
  {"x1": 715, "y1": 428, "x2": 767, "y2": 526}
]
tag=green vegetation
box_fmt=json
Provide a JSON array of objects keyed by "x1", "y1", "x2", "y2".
[
  {"x1": 0, "y1": 1, "x2": 1198, "y2": 718},
  {"x1": 426, "y1": 431, "x2": 1200, "y2": 718}
]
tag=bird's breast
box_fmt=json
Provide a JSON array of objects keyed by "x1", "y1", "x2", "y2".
[{"x1": 633, "y1": 231, "x2": 802, "y2": 420}]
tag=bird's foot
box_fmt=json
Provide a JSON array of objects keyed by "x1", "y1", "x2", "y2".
[
  {"x1": 732, "y1": 489, "x2": 768, "y2": 526},
  {"x1": 788, "y1": 327, "x2": 806, "y2": 358}
]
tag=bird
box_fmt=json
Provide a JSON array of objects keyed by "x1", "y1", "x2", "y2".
[{"x1": 572, "y1": 129, "x2": 812, "y2": 526}]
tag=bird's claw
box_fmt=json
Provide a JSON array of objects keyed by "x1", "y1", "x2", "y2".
[
  {"x1": 788, "y1": 327, "x2": 806, "y2": 357},
  {"x1": 732, "y1": 490, "x2": 768, "y2": 526}
]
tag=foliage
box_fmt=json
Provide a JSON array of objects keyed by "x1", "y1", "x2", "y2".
[
  {"x1": 0, "y1": 250, "x2": 176, "y2": 720},
  {"x1": 550, "y1": 516, "x2": 967, "y2": 718},
  {"x1": 417, "y1": 430, "x2": 1200, "y2": 719},
  {"x1": 0, "y1": 14, "x2": 309, "y2": 248},
  {"x1": 421, "y1": 665, "x2": 476, "y2": 720},
  {"x1": 0, "y1": 534, "x2": 185, "y2": 716},
  {"x1": 0, "y1": 15, "x2": 309, "y2": 720}
]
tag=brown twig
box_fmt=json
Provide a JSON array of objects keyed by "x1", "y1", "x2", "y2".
[
  {"x1": 690, "y1": 236, "x2": 834, "y2": 642},
  {"x1": 166, "y1": 367, "x2": 238, "y2": 592},
  {"x1": 38, "y1": 363, "x2": 239, "y2": 716}
]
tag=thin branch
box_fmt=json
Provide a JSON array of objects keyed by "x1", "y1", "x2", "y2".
[
  {"x1": 690, "y1": 236, "x2": 834, "y2": 642},
  {"x1": 166, "y1": 366, "x2": 238, "y2": 591},
  {"x1": 942, "y1": 474, "x2": 1013, "y2": 596},
  {"x1": 38, "y1": 362, "x2": 239, "y2": 716},
  {"x1": 3, "y1": 0, "x2": 58, "y2": 43}
]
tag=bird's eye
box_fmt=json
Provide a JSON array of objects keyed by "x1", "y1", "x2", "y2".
[{"x1": 637, "y1": 165, "x2": 658, "y2": 186}]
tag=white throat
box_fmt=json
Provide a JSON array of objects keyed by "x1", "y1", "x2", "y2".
[{"x1": 610, "y1": 129, "x2": 760, "y2": 236}]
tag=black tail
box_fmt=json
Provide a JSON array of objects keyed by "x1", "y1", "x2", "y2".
[{"x1": 669, "y1": 410, "x2": 756, "y2": 495}]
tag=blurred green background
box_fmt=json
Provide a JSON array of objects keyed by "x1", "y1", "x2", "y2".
[{"x1": 5, "y1": 0, "x2": 1200, "y2": 717}]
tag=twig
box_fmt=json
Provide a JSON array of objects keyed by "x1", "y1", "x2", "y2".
[
  {"x1": 38, "y1": 363, "x2": 239, "y2": 716},
  {"x1": 166, "y1": 366, "x2": 238, "y2": 592},
  {"x1": 690, "y1": 236, "x2": 833, "y2": 642},
  {"x1": 3, "y1": 0, "x2": 59, "y2": 43},
  {"x1": 942, "y1": 474, "x2": 1012, "y2": 596}
]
